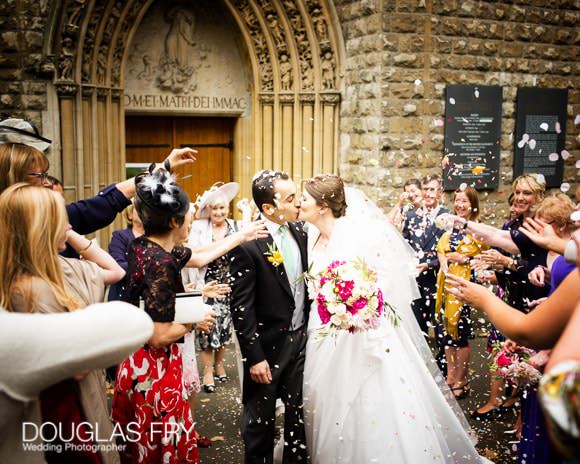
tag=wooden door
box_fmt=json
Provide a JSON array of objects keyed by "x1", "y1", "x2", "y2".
[{"x1": 125, "y1": 116, "x2": 234, "y2": 204}]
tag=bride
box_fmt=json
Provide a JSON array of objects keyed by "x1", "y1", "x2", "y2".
[{"x1": 299, "y1": 175, "x2": 487, "y2": 464}]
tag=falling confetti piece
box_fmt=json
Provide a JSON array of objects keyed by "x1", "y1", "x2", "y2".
[
  {"x1": 414, "y1": 79, "x2": 422, "y2": 85},
  {"x1": 548, "y1": 153, "x2": 559, "y2": 162},
  {"x1": 539, "y1": 122, "x2": 549, "y2": 131},
  {"x1": 555, "y1": 122, "x2": 561, "y2": 133},
  {"x1": 474, "y1": 88, "x2": 479, "y2": 98},
  {"x1": 449, "y1": 97, "x2": 455, "y2": 105},
  {"x1": 535, "y1": 174, "x2": 545, "y2": 184},
  {"x1": 575, "y1": 115, "x2": 580, "y2": 125},
  {"x1": 200, "y1": 398, "x2": 211, "y2": 403},
  {"x1": 433, "y1": 119, "x2": 444, "y2": 127},
  {"x1": 369, "y1": 158, "x2": 379, "y2": 166},
  {"x1": 571, "y1": 211, "x2": 580, "y2": 222},
  {"x1": 471, "y1": 166, "x2": 485, "y2": 175},
  {"x1": 561, "y1": 150, "x2": 570, "y2": 160},
  {"x1": 210, "y1": 436, "x2": 225, "y2": 442},
  {"x1": 576, "y1": 160, "x2": 580, "y2": 168},
  {"x1": 528, "y1": 139, "x2": 536, "y2": 150},
  {"x1": 560, "y1": 182, "x2": 570, "y2": 193},
  {"x1": 459, "y1": 182, "x2": 467, "y2": 191}
]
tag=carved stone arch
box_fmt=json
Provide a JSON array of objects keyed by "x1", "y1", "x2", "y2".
[{"x1": 44, "y1": 0, "x2": 345, "y2": 245}]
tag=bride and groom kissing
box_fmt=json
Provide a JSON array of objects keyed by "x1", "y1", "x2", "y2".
[{"x1": 230, "y1": 170, "x2": 487, "y2": 464}]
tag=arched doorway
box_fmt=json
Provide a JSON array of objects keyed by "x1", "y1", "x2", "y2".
[{"x1": 46, "y1": 0, "x2": 345, "y2": 245}]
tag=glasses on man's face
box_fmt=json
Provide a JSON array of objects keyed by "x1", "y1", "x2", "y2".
[{"x1": 28, "y1": 171, "x2": 50, "y2": 182}]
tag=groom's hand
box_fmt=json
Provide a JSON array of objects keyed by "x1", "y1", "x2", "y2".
[{"x1": 249, "y1": 360, "x2": 272, "y2": 384}]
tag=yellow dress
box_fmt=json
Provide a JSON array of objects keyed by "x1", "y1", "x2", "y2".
[{"x1": 435, "y1": 231, "x2": 488, "y2": 340}]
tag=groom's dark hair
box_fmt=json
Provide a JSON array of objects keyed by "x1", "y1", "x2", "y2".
[{"x1": 252, "y1": 170, "x2": 290, "y2": 212}]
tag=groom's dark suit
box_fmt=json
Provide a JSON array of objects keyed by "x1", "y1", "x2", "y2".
[{"x1": 230, "y1": 221, "x2": 309, "y2": 464}]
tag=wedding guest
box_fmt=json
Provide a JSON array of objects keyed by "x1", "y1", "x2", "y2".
[
  {"x1": 470, "y1": 192, "x2": 523, "y2": 420},
  {"x1": 47, "y1": 175, "x2": 64, "y2": 196},
  {"x1": 107, "y1": 200, "x2": 144, "y2": 302},
  {"x1": 189, "y1": 182, "x2": 240, "y2": 393},
  {"x1": 447, "y1": 230, "x2": 580, "y2": 464},
  {"x1": 435, "y1": 186, "x2": 488, "y2": 399},
  {"x1": 0, "y1": 183, "x2": 126, "y2": 464},
  {"x1": 386, "y1": 178, "x2": 422, "y2": 230},
  {"x1": 0, "y1": 302, "x2": 153, "y2": 464},
  {"x1": 539, "y1": 301, "x2": 580, "y2": 461},
  {"x1": 457, "y1": 173, "x2": 547, "y2": 313},
  {"x1": 402, "y1": 174, "x2": 449, "y2": 336},
  {"x1": 112, "y1": 170, "x2": 266, "y2": 463},
  {"x1": 0, "y1": 118, "x2": 196, "y2": 257}
]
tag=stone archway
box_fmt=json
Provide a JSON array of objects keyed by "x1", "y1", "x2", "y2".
[{"x1": 47, "y1": 0, "x2": 344, "y2": 243}]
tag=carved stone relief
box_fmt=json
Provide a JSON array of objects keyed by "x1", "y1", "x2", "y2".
[
  {"x1": 57, "y1": 0, "x2": 90, "y2": 81},
  {"x1": 125, "y1": 0, "x2": 251, "y2": 115},
  {"x1": 235, "y1": 0, "x2": 273, "y2": 91}
]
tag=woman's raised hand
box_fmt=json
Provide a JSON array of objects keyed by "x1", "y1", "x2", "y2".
[
  {"x1": 202, "y1": 280, "x2": 231, "y2": 299},
  {"x1": 240, "y1": 219, "x2": 269, "y2": 242}
]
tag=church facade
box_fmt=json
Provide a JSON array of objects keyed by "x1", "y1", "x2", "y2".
[{"x1": 0, "y1": 0, "x2": 578, "y2": 241}]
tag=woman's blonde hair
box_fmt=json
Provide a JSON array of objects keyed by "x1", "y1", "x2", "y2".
[
  {"x1": 0, "y1": 183, "x2": 79, "y2": 312},
  {"x1": 512, "y1": 173, "x2": 546, "y2": 200},
  {"x1": 533, "y1": 194, "x2": 576, "y2": 232},
  {"x1": 0, "y1": 143, "x2": 49, "y2": 194}
]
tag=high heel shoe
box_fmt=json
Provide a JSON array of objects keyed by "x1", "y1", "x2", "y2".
[
  {"x1": 203, "y1": 383, "x2": 216, "y2": 393},
  {"x1": 470, "y1": 408, "x2": 498, "y2": 421},
  {"x1": 214, "y1": 374, "x2": 229, "y2": 383},
  {"x1": 451, "y1": 382, "x2": 471, "y2": 400}
]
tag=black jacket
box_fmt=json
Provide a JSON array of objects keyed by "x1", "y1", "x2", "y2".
[{"x1": 230, "y1": 221, "x2": 309, "y2": 402}]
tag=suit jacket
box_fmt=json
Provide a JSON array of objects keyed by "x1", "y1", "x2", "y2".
[
  {"x1": 230, "y1": 221, "x2": 309, "y2": 403},
  {"x1": 402, "y1": 206, "x2": 449, "y2": 270}
]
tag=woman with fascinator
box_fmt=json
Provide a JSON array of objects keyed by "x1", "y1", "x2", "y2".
[
  {"x1": 186, "y1": 182, "x2": 247, "y2": 393},
  {"x1": 112, "y1": 169, "x2": 267, "y2": 464}
]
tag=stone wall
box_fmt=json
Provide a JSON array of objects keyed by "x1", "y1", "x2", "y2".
[
  {"x1": 0, "y1": 0, "x2": 52, "y2": 128},
  {"x1": 335, "y1": 0, "x2": 579, "y2": 223}
]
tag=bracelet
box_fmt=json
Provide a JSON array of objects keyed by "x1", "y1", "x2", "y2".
[
  {"x1": 462, "y1": 220, "x2": 469, "y2": 231},
  {"x1": 79, "y1": 240, "x2": 93, "y2": 253}
]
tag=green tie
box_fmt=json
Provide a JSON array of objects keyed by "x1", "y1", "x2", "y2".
[{"x1": 278, "y1": 225, "x2": 296, "y2": 278}]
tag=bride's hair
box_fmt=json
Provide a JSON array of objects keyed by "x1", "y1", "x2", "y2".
[{"x1": 304, "y1": 174, "x2": 347, "y2": 218}]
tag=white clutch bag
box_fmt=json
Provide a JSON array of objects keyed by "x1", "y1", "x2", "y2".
[{"x1": 139, "y1": 292, "x2": 211, "y2": 323}]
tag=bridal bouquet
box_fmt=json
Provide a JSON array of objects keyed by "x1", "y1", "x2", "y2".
[
  {"x1": 312, "y1": 259, "x2": 399, "y2": 340},
  {"x1": 489, "y1": 342, "x2": 542, "y2": 388}
]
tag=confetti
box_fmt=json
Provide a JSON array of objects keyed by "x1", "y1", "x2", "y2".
[
  {"x1": 528, "y1": 139, "x2": 536, "y2": 150},
  {"x1": 548, "y1": 153, "x2": 559, "y2": 162},
  {"x1": 576, "y1": 160, "x2": 580, "y2": 169},
  {"x1": 561, "y1": 150, "x2": 570, "y2": 160},
  {"x1": 560, "y1": 182, "x2": 570, "y2": 193},
  {"x1": 449, "y1": 97, "x2": 456, "y2": 105},
  {"x1": 471, "y1": 166, "x2": 485, "y2": 175},
  {"x1": 539, "y1": 122, "x2": 549, "y2": 131},
  {"x1": 414, "y1": 79, "x2": 422, "y2": 85},
  {"x1": 571, "y1": 211, "x2": 580, "y2": 222},
  {"x1": 474, "y1": 88, "x2": 480, "y2": 98}
]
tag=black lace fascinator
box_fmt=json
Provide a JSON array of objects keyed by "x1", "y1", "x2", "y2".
[{"x1": 135, "y1": 168, "x2": 190, "y2": 234}]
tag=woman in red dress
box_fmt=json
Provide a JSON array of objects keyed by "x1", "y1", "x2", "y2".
[{"x1": 113, "y1": 168, "x2": 266, "y2": 463}]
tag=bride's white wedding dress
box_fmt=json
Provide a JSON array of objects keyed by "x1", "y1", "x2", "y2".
[{"x1": 303, "y1": 189, "x2": 486, "y2": 464}]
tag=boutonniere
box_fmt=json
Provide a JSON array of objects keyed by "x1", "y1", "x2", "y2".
[{"x1": 265, "y1": 243, "x2": 284, "y2": 268}]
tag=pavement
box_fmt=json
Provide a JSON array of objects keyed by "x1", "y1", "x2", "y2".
[{"x1": 195, "y1": 311, "x2": 522, "y2": 464}]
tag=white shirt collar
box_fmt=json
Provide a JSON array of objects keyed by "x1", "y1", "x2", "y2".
[{"x1": 263, "y1": 216, "x2": 286, "y2": 236}]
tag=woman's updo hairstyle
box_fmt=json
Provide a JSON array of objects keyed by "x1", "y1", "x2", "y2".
[
  {"x1": 304, "y1": 174, "x2": 347, "y2": 218},
  {"x1": 135, "y1": 169, "x2": 190, "y2": 236}
]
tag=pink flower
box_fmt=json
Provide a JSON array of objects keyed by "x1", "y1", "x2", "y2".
[
  {"x1": 496, "y1": 353, "x2": 511, "y2": 367},
  {"x1": 377, "y1": 289, "x2": 384, "y2": 315},
  {"x1": 318, "y1": 301, "x2": 331, "y2": 324},
  {"x1": 337, "y1": 280, "x2": 354, "y2": 301},
  {"x1": 349, "y1": 297, "x2": 367, "y2": 315}
]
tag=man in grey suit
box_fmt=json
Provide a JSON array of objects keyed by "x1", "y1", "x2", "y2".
[{"x1": 402, "y1": 174, "x2": 449, "y2": 337}]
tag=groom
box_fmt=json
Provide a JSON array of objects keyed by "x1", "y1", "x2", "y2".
[{"x1": 230, "y1": 170, "x2": 309, "y2": 464}]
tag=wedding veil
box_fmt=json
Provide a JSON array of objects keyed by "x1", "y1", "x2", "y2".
[{"x1": 337, "y1": 187, "x2": 477, "y2": 443}]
